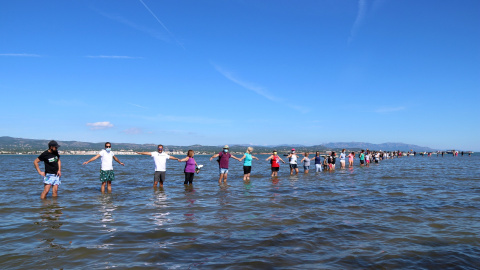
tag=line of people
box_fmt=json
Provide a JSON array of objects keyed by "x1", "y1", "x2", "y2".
[{"x1": 34, "y1": 141, "x2": 392, "y2": 199}]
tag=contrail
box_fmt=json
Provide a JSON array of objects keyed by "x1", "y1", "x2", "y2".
[{"x1": 139, "y1": 0, "x2": 185, "y2": 49}]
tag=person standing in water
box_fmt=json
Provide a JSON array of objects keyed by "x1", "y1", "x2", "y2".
[
  {"x1": 339, "y1": 149, "x2": 346, "y2": 169},
  {"x1": 210, "y1": 145, "x2": 241, "y2": 184},
  {"x1": 83, "y1": 142, "x2": 125, "y2": 193},
  {"x1": 300, "y1": 152, "x2": 311, "y2": 173},
  {"x1": 286, "y1": 148, "x2": 300, "y2": 175},
  {"x1": 178, "y1": 150, "x2": 198, "y2": 185},
  {"x1": 266, "y1": 150, "x2": 286, "y2": 177},
  {"x1": 136, "y1": 144, "x2": 179, "y2": 188},
  {"x1": 238, "y1": 147, "x2": 259, "y2": 181},
  {"x1": 34, "y1": 140, "x2": 62, "y2": 199},
  {"x1": 348, "y1": 151, "x2": 355, "y2": 167},
  {"x1": 359, "y1": 150, "x2": 365, "y2": 166},
  {"x1": 313, "y1": 151, "x2": 322, "y2": 172}
]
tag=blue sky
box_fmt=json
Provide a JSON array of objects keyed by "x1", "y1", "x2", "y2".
[{"x1": 1, "y1": 0, "x2": 479, "y2": 150}]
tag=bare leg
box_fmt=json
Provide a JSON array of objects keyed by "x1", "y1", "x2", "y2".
[
  {"x1": 52, "y1": 185, "x2": 59, "y2": 197},
  {"x1": 295, "y1": 168, "x2": 299, "y2": 175},
  {"x1": 218, "y1": 174, "x2": 223, "y2": 184},
  {"x1": 223, "y1": 173, "x2": 228, "y2": 183},
  {"x1": 153, "y1": 181, "x2": 158, "y2": 188},
  {"x1": 101, "y1": 182, "x2": 106, "y2": 193},
  {"x1": 107, "y1": 181, "x2": 112, "y2": 193},
  {"x1": 41, "y1": 184, "x2": 52, "y2": 199}
]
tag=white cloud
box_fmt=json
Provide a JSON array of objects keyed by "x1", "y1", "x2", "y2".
[
  {"x1": 138, "y1": 0, "x2": 185, "y2": 49},
  {"x1": 129, "y1": 103, "x2": 149, "y2": 109},
  {"x1": 123, "y1": 127, "x2": 142, "y2": 134},
  {"x1": 348, "y1": 0, "x2": 368, "y2": 44},
  {"x1": 87, "y1": 121, "x2": 114, "y2": 130},
  {"x1": 213, "y1": 63, "x2": 310, "y2": 113},
  {"x1": 375, "y1": 106, "x2": 406, "y2": 113},
  {"x1": 0, "y1": 53, "x2": 41, "y2": 57},
  {"x1": 86, "y1": 55, "x2": 142, "y2": 59}
]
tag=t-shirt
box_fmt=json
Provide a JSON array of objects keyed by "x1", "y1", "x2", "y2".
[
  {"x1": 99, "y1": 149, "x2": 115, "y2": 170},
  {"x1": 340, "y1": 152, "x2": 346, "y2": 160},
  {"x1": 314, "y1": 156, "x2": 322, "y2": 164},
  {"x1": 38, "y1": 150, "x2": 60, "y2": 174},
  {"x1": 348, "y1": 154, "x2": 354, "y2": 161},
  {"x1": 359, "y1": 153, "x2": 365, "y2": 160},
  {"x1": 244, "y1": 153, "x2": 252, "y2": 166},
  {"x1": 218, "y1": 152, "x2": 231, "y2": 169},
  {"x1": 151, "y1": 152, "x2": 170, "y2": 171}
]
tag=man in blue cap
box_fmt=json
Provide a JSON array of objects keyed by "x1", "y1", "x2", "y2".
[{"x1": 34, "y1": 140, "x2": 62, "y2": 199}]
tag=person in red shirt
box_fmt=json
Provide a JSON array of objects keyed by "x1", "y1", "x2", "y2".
[{"x1": 266, "y1": 150, "x2": 286, "y2": 177}]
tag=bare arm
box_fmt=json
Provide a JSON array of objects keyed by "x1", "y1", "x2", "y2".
[
  {"x1": 252, "y1": 155, "x2": 259, "y2": 160},
  {"x1": 266, "y1": 155, "x2": 273, "y2": 161},
  {"x1": 238, "y1": 154, "x2": 246, "y2": 161},
  {"x1": 57, "y1": 159, "x2": 62, "y2": 177},
  {"x1": 169, "y1": 156, "x2": 179, "y2": 161},
  {"x1": 136, "y1": 152, "x2": 152, "y2": 156},
  {"x1": 83, "y1": 154, "x2": 101, "y2": 165},
  {"x1": 278, "y1": 157, "x2": 286, "y2": 163},
  {"x1": 178, "y1": 156, "x2": 190, "y2": 162},
  {"x1": 231, "y1": 155, "x2": 241, "y2": 161},
  {"x1": 210, "y1": 153, "x2": 219, "y2": 161},
  {"x1": 34, "y1": 158, "x2": 45, "y2": 177},
  {"x1": 113, "y1": 156, "x2": 125, "y2": 166}
]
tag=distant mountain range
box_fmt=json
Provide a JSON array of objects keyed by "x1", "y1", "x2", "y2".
[{"x1": 0, "y1": 136, "x2": 439, "y2": 153}]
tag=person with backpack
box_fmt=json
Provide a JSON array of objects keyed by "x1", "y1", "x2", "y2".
[
  {"x1": 210, "y1": 145, "x2": 241, "y2": 184},
  {"x1": 266, "y1": 150, "x2": 286, "y2": 177}
]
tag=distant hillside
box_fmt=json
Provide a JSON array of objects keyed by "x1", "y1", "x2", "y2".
[
  {"x1": 322, "y1": 142, "x2": 437, "y2": 152},
  {"x1": 0, "y1": 136, "x2": 437, "y2": 154}
]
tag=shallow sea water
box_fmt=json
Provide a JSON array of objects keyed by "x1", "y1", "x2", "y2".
[{"x1": 0, "y1": 154, "x2": 479, "y2": 269}]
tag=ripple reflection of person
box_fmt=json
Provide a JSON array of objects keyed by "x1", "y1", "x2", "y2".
[{"x1": 39, "y1": 198, "x2": 63, "y2": 230}]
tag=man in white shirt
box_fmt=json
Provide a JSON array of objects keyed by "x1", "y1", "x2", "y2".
[
  {"x1": 136, "y1": 144, "x2": 179, "y2": 188},
  {"x1": 83, "y1": 142, "x2": 125, "y2": 193}
]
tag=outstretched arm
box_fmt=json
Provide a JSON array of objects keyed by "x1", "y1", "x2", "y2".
[
  {"x1": 252, "y1": 155, "x2": 259, "y2": 160},
  {"x1": 238, "y1": 154, "x2": 246, "y2": 162},
  {"x1": 231, "y1": 155, "x2": 241, "y2": 161},
  {"x1": 178, "y1": 156, "x2": 190, "y2": 162},
  {"x1": 266, "y1": 155, "x2": 273, "y2": 161},
  {"x1": 169, "y1": 156, "x2": 179, "y2": 161},
  {"x1": 210, "y1": 153, "x2": 219, "y2": 161},
  {"x1": 136, "y1": 152, "x2": 152, "y2": 156},
  {"x1": 279, "y1": 157, "x2": 286, "y2": 163},
  {"x1": 83, "y1": 154, "x2": 101, "y2": 165},
  {"x1": 113, "y1": 156, "x2": 125, "y2": 166}
]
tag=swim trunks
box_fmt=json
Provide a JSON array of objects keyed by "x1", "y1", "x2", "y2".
[
  {"x1": 100, "y1": 170, "x2": 115, "y2": 182},
  {"x1": 44, "y1": 173, "x2": 61, "y2": 185}
]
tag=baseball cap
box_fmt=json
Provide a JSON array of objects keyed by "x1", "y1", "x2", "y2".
[{"x1": 48, "y1": 140, "x2": 60, "y2": 148}]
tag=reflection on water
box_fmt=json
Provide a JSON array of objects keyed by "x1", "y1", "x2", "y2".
[
  {"x1": 38, "y1": 198, "x2": 63, "y2": 230},
  {"x1": 151, "y1": 188, "x2": 170, "y2": 227}
]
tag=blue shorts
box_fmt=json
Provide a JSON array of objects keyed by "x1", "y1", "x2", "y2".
[
  {"x1": 304, "y1": 166, "x2": 310, "y2": 170},
  {"x1": 290, "y1": 164, "x2": 298, "y2": 169},
  {"x1": 44, "y1": 173, "x2": 61, "y2": 185},
  {"x1": 219, "y1": 168, "x2": 229, "y2": 174}
]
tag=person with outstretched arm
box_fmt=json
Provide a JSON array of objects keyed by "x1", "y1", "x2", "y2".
[
  {"x1": 210, "y1": 145, "x2": 241, "y2": 184},
  {"x1": 136, "y1": 144, "x2": 179, "y2": 188},
  {"x1": 83, "y1": 142, "x2": 124, "y2": 193}
]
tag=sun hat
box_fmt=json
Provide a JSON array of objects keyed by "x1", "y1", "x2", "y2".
[{"x1": 223, "y1": 145, "x2": 229, "y2": 149}]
